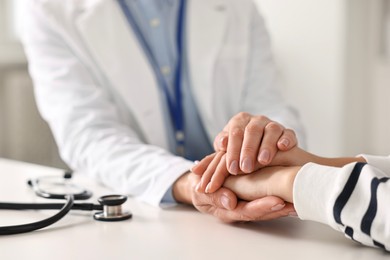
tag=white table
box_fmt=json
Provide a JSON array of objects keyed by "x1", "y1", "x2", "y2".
[{"x1": 0, "y1": 158, "x2": 388, "y2": 260}]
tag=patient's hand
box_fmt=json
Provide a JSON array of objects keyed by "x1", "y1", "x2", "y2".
[
  {"x1": 192, "y1": 146, "x2": 314, "y2": 194},
  {"x1": 223, "y1": 166, "x2": 301, "y2": 203},
  {"x1": 192, "y1": 145, "x2": 366, "y2": 197}
]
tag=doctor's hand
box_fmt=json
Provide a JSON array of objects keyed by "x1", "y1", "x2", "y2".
[
  {"x1": 173, "y1": 172, "x2": 293, "y2": 223},
  {"x1": 213, "y1": 112, "x2": 297, "y2": 174}
]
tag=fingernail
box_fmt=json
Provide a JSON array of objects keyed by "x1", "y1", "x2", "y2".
[
  {"x1": 289, "y1": 211, "x2": 298, "y2": 217},
  {"x1": 271, "y1": 204, "x2": 285, "y2": 211},
  {"x1": 258, "y1": 150, "x2": 270, "y2": 164},
  {"x1": 205, "y1": 183, "x2": 212, "y2": 193},
  {"x1": 229, "y1": 160, "x2": 239, "y2": 175},
  {"x1": 221, "y1": 196, "x2": 231, "y2": 210},
  {"x1": 241, "y1": 157, "x2": 253, "y2": 173},
  {"x1": 279, "y1": 139, "x2": 290, "y2": 148},
  {"x1": 194, "y1": 160, "x2": 200, "y2": 165}
]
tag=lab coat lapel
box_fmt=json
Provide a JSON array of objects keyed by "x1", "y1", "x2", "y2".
[
  {"x1": 74, "y1": 0, "x2": 169, "y2": 148},
  {"x1": 187, "y1": 0, "x2": 227, "y2": 138}
]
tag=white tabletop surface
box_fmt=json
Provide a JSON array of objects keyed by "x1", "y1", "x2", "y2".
[{"x1": 0, "y1": 158, "x2": 388, "y2": 260}]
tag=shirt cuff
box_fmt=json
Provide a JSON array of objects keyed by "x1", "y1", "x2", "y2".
[
  {"x1": 293, "y1": 162, "x2": 348, "y2": 229},
  {"x1": 160, "y1": 185, "x2": 177, "y2": 206},
  {"x1": 358, "y1": 154, "x2": 390, "y2": 172}
]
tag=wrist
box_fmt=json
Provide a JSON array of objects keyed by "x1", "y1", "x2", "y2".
[
  {"x1": 271, "y1": 166, "x2": 300, "y2": 203},
  {"x1": 275, "y1": 147, "x2": 319, "y2": 166},
  {"x1": 172, "y1": 172, "x2": 194, "y2": 205}
]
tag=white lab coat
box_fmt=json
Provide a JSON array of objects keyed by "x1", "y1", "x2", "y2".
[{"x1": 22, "y1": 0, "x2": 305, "y2": 206}]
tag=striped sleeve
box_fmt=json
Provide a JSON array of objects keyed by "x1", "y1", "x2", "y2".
[{"x1": 293, "y1": 158, "x2": 390, "y2": 250}]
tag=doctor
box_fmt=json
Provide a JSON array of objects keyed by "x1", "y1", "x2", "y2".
[{"x1": 22, "y1": 0, "x2": 305, "y2": 221}]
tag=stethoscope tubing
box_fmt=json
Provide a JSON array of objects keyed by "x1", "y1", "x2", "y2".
[
  {"x1": 0, "y1": 195, "x2": 74, "y2": 235},
  {"x1": 0, "y1": 201, "x2": 103, "y2": 211},
  {"x1": 27, "y1": 178, "x2": 93, "y2": 200}
]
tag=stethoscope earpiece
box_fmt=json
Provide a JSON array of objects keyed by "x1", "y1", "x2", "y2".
[{"x1": 93, "y1": 195, "x2": 132, "y2": 222}]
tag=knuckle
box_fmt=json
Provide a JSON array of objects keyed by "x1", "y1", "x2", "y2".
[
  {"x1": 245, "y1": 123, "x2": 263, "y2": 134},
  {"x1": 254, "y1": 115, "x2": 269, "y2": 122},
  {"x1": 230, "y1": 112, "x2": 251, "y2": 125},
  {"x1": 241, "y1": 146, "x2": 258, "y2": 155},
  {"x1": 265, "y1": 122, "x2": 283, "y2": 132},
  {"x1": 238, "y1": 213, "x2": 249, "y2": 222},
  {"x1": 209, "y1": 194, "x2": 219, "y2": 206},
  {"x1": 231, "y1": 128, "x2": 245, "y2": 138},
  {"x1": 217, "y1": 131, "x2": 228, "y2": 138},
  {"x1": 213, "y1": 134, "x2": 221, "y2": 143},
  {"x1": 236, "y1": 112, "x2": 250, "y2": 119}
]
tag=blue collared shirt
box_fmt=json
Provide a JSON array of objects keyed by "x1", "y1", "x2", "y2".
[{"x1": 120, "y1": 0, "x2": 213, "y2": 202}]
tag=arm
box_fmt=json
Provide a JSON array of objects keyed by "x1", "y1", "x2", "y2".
[
  {"x1": 224, "y1": 156, "x2": 390, "y2": 251},
  {"x1": 22, "y1": 2, "x2": 192, "y2": 206}
]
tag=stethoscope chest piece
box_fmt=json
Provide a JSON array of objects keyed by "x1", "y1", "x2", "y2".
[{"x1": 93, "y1": 195, "x2": 132, "y2": 222}]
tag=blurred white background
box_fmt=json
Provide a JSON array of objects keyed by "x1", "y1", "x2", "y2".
[
  {"x1": 0, "y1": 0, "x2": 66, "y2": 167},
  {"x1": 256, "y1": 0, "x2": 390, "y2": 157},
  {"x1": 0, "y1": 0, "x2": 389, "y2": 168}
]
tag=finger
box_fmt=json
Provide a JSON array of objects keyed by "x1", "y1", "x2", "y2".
[
  {"x1": 191, "y1": 153, "x2": 216, "y2": 175},
  {"x1": 198, "y1": 152, "x2": 225, "y2": 192},
  {"x1": 206, "y1": 154, "x2": 230, "y2": 194},
  {"x1": 244, "y1": 200, "x2": 295, "y2": 221},
  {"x1": 213, "y1": 131, "x2": 228, "y2": 152},
  {"x1": 277, "y1": 128, "x2": 297, "y2": 151},
  {"x1": 226, "y1": 113, "x2": 252, "y2": 175},
  {"x1": 213, "y1": 196, "x2": 288, "y2": 223},
  {"x1": 239, "y1": 116, "x2": 270, "y2": 173},
  {"x1": 257, "y1": 122, "x2": 284, "y2": 166}
]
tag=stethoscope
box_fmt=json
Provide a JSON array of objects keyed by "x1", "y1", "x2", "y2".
[{"x1": 0, "y1": 171, "x2": 132, "y2": 235}]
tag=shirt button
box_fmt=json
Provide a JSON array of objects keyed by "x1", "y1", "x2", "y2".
[
  {"x1": 150, "y1": 18, "x2": 160, "y2": 27},
  {"x1": 161, "y1": 66, "x2": 171, "y2": 75}
]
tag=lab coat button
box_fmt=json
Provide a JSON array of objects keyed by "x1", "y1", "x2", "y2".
[
  {"x1": 150, "y1": 18, "x2": 160, "y2": 27},
  {"x1": 161, "y1": 66, "x2": 171, "y2": 75}
]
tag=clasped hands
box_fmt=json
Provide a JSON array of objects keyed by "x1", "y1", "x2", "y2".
[{"x1": 173, "y1": 112, "x2": 317, "y2": 223}]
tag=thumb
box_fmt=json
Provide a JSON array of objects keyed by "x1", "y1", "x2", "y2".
[{"x1": 206, "y1": 187, "x2": 238, "y2": 210}]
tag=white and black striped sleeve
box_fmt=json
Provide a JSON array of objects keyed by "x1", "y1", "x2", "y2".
[{"x1": 293, "y1": 156, "x2": 390, "y2": 251}]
